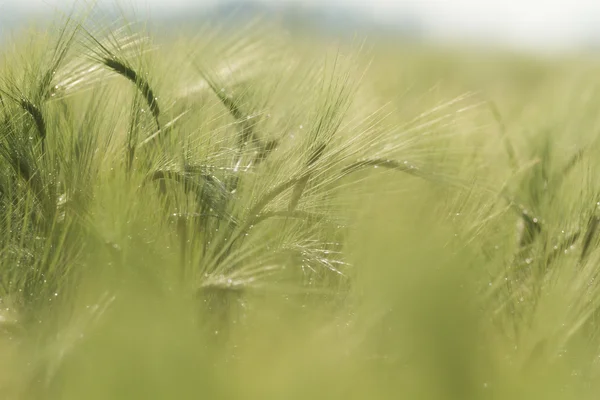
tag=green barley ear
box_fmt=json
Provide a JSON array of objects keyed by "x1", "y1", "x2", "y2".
[
  {"x1": 39, "y1": 15, "x2": 80, "y2": 102},
  {"x1": 193, "y1": 65, "x2": 277, "y2": 178},
  {"x1": 0, "y1": 17, "x2": 79, "y2": 154},
  {"x1": 72, "y1": 24, "x2": 161, "y2": 129},
  {"x1": 101, "y1": 57, "x2": 160, "y2": 129},
  {"x1": 189, "y1": 27, "x2": 287, "y2": 170},
  {"x1": 0, "y1": 88, "x2": 47, "y2": 153},
  {"x1": 19, "y1": 99, "x2": 46, "y2": 148}
]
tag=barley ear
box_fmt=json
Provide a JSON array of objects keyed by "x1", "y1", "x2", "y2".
[
  {"x1": 20, "y1": 99, "x2": 47, "y2": 152},
  {"x1": 102, "y1": 57, "x2": 160, "y2": 129}
]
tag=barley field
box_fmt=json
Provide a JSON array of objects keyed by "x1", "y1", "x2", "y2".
[{"x1": 1, "y1": 9, "x2": 600, "y2": 399}]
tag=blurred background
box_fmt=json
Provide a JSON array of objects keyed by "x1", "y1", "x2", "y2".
[{"x1": 2, "y1": 0, "x2": 600, "y2": 54}]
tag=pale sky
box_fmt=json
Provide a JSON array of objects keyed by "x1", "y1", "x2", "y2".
[{"x1": 1, "y1": 0, "x2": 600, "y2": 51}]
